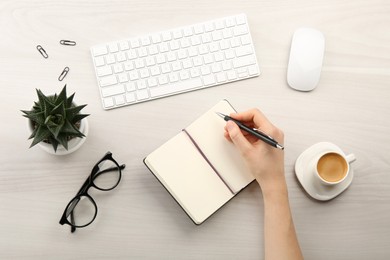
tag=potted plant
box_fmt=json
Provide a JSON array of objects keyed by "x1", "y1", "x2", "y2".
[{"x1": 22, "y1": 85, "x2": 89, "y2": 155}]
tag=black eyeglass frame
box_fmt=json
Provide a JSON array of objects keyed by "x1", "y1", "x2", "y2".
[{"x1": 59, "y1": 151, "x2": 125, "y2": 232}]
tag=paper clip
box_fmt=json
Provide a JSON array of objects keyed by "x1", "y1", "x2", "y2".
[
  {"x1": 60, "y1": 40, "x2": 76, "y2": 46},
  {"x1": 58, "y1": 67, "x2": 69, "y2": 81},
  {"x1": 36, "y1": 45, "x2": 48, "y2": 59}
]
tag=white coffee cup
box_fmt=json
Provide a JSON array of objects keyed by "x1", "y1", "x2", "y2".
[{"x1": 314, "y1": 151, "x2": 356, "y2": 185}]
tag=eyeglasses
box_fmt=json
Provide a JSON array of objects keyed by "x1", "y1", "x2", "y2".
[{"x1": 59, "y1": 152, "x2": 125, "y2": 233}]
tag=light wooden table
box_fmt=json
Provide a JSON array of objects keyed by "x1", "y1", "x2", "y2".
[{"x1": 1, "y1": 0, "x2": 389, "y2": 259}]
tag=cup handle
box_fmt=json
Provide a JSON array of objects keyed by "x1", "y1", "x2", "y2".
[{"x1": 345, "y1": 153, "x2": 356, "y2": 164}]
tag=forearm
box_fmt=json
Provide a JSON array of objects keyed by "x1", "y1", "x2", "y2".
[{"x1": 262, "y1": 181, "x2": 303, "y2": 260}]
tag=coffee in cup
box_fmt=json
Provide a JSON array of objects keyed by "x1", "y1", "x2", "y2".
[{"x1": 315, "y1": 151, "x2": 356, "y2": 185}]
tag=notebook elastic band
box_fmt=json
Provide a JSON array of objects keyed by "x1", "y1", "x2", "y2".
[{"x1": 182, "y1": 129, "x2": 235, "y2": 195}]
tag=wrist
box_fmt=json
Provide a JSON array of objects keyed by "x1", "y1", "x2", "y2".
[{"x1": 257, "y1": 177, "x2": 288, "y2": 199}]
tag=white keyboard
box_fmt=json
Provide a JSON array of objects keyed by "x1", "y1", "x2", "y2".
[{"x1": 91, "y1": 14, "x2": 260, "y2": 110}]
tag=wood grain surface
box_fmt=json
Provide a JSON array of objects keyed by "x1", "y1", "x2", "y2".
[{"x1": 1, "y1": 0, "x2": 389, "y2": 259}]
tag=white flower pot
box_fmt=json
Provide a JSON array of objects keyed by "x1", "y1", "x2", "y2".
[{"x1": 28, "y1": 118, "x2": 89, "y2": 155}]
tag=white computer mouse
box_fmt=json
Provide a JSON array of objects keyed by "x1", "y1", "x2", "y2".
[{"x1": 287, "y1": 28, "x2": 325, "y2": 91}]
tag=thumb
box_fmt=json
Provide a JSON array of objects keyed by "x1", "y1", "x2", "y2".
[{"x1": 226, "y1": 121, "x2": 252, "y2": 155}]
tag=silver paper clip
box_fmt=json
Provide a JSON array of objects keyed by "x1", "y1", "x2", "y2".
[
  {"x1": 58, "y1": 67, "x2": 69, "y2": 81},
  {"x1": 60, "y1": 40, "x2": 76, "y2": 46},
  {"x1": 36, "y1": 45, "x2": 48, "y2": 58}
]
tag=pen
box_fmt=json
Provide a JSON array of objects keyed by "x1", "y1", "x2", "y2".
[{"x1": 216, "y1": 112, "x2": 284, "y2": 150}]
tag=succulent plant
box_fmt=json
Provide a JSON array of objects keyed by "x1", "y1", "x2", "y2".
[{"x1": 22, "y1": 85, "x2": 89, "y2": 152}]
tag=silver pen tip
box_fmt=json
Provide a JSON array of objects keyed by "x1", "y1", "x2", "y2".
[
  {"x1": 215, "y1": 112, "x2": 225, "y2": 118},
  {"x1": 276, "y1": 144, "x2": 285, "y2": 150}
]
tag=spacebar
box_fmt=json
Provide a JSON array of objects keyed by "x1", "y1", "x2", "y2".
[{"x1": 150, "y1": 78, "x2": 203, "y2": 98}]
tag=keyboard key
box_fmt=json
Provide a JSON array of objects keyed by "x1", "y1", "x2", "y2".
[
  {"x1": 248, "y1": 65, "x2": 260, "y2": 75},
  {"x1": 150, "y1": 78, "x2": 202, "y2": 97},
  {"x1": 148, "y1": 45, "x2": 159, "y2": 55},
  {"x1": 180, "y1": 38, "x2": 191, "y2": 48},
  {"x1": 118, "y1": 72, "x2": 128, "y2": 83},
  {"x1": 190, "y1": 68, "x2": 200, "y2": 78},
  {"x1": 179, "y1": 70, "x2": 190, "y2": 80},
  {"x1": 129, "y1": 71, "x2": 139, "y2": 80},
  {"x1": 141, "y1": 36, "x2": 151, "y2": 46},
  {"x1": 151, "y1": 34, "x2": 162, "y2": 43},
  {"x1": 161, "y1": 63, "x2": 171, "y2": 73},
  {"x1": 225, "y1": 17, "x2": 236, "y2": 27},
  {"x1": 113, "y1": 64, "x2": 123, "y2": 73},
  {"x1": 240, "y1": 35, "x2": 251, "y2": 45},
  {"x1": 226, "y1": 70, "x2": 237, "y2": 80},
  {"x1": 136, "y1": 80, "x2": 147, "y2": 89},
  {"x1": 214, "y1": 20, "x2": 225, "y2": 30},
  {"x1": 147, "y1": 78, "x2": 158, "y2": 87},
  {"x1": 201, "y1": 66, "x2": 211, "y2": 75},
  {"x1": 103, "y1": 97, "x2": 114, "y2": 108},
  {"x1": 140, "y1": 68, "x2": 150, "y2": 78},
  {"x1": 203, "y1": 74, "x2": 216, "y2": 85},
  {"x1": 204, "y1": 22, "x2": 214, "y2": 32},
  {"x1": 138, "y1": 47, "x2": 148, "y2": 57},
  {"x1": 173, "y1": 29, "x2": 183, "y2": 39},
  {"x1": 222, "y1": 60, "x2": 232, "y2": 70},
  {"x1": 194, "y1": 24, "x2": 204, "y2": 34},
  {"x1": 101, "y1": 84, "x2": 125, "y2": 97},
  {"x1": 235, "y1": 15, "x2": 246, "y2": 25},
  {"x1": 234, "y1": 25, "x2": 248, "y2": 36},
  {"x1": 233, "y1": 55, "x2": 256, "y2": 68},
  {"x1": 237, "y1": 67, "x2": 248, "y2": 78},
  {"x1": 126, "y1": 92, "x2": 136, "y2": 103},
  {"x1": 116, "y1": 52, "x2": 126, "y2": 62},
  {"x1": 216, "y1": 72, "x2": 227, "y2": 82},
  {"x1": 94, "y1": 56, "x2": 105, "y2": 67},
  {"x1": 126, "y1": 82, "x2": 136, "y2": 92},
  {"x1": 97, "y1": 66, "x2": 112, "y2": 77},
  {"x1": 108, "y1": 42, "x2": 119, "y2": 53},
  {"x1": 183, "y1": 27, "x2": 193, "y2": 37},
  {"x1": 123, "y1": 61, "x2": 134, "y2": 70},
  {"x1": 114, "y1": 95, "x2": 125, "y2": 105},
  {"x1": 126, "y1": 49, "x2": 137, "y2": 60},
  {"x1": 235, "y1": 46, "x2": 253, "y2": 57},
  {"x1": 136, "y1": 89, "x2": 149, "y2": 100},
  {"x1": 130, "y1": 38, "x2": 140, "y2": 48},
  {"x1": 93, "y1": 45, "x2": 108, "y2": 56},
  {"x1": 158, "y1": 74, "x2": 169, "y2": 85},
  {"x1": 162, "y1": 31, "x2": 172, "y2": 41},
  {"x1": 156, "y1": 54, "x2": 166, "y2": 64},
  {"x1": 150, "y1": 66, "x2": 160, "y2": 76},
  {"x1": 100, "y1": 75, "x2": 117, "y2": 87},
  {"x1": 119, "y1": 41, "x2": 129, "y2": 50},
  {"x1": 169, "y1": 72, "x2": 179, "y2": 82},
  {"x1": 105, "y1": 54, "x2": 116, "y2": 64},
  {"x1": 172, "y1": 61, "x2": 181, "y2": 71}
]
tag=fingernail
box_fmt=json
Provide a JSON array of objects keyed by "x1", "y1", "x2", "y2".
[{"x1": 226, "y1": 121, "x2": 235, "y2": 131}]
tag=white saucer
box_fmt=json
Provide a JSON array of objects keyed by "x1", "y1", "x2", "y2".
[{"x1": 295, "y1": 142, "x2": 354, "y2": 201}]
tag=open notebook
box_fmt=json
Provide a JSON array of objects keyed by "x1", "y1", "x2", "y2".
[{"x1": 144, "y1": 100, "x2": 254, "y2": 224}]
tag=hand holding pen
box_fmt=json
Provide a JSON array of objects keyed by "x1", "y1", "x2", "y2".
[
  {"x1": 216, "y1": 111, "x2": 284, "y2": 150},
  {"x1": 218, "y1": 108, "x2": 285, "y2": 186}
]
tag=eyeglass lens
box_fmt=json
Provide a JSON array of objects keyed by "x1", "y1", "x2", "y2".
[
  {"x1": 93, "y1": 159, "x2": 121, "y2": 190},
  {"x1": 66, "y1": 196, "x2": 96, "y2": 227}
]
